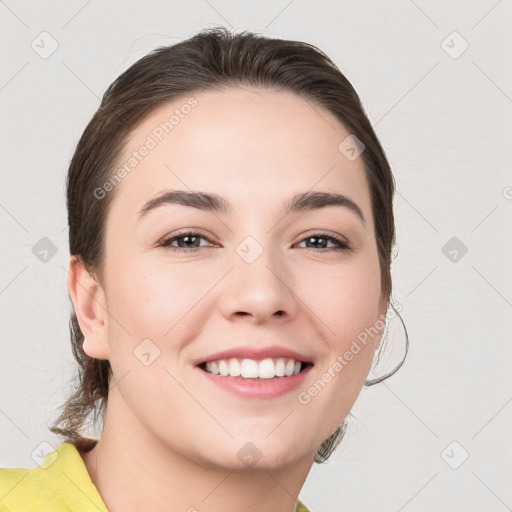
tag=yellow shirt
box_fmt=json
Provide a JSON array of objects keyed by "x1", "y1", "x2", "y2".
[{"x1": 0, "y1": 439, "x2": 310, "y2": 511}]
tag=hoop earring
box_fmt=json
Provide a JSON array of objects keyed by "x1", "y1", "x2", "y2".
[{"x1": 364, "y1": 302, "x2": 409, "y2": 386}]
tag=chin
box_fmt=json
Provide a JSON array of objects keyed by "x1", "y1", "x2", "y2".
[{"x1": 200, "y1": 433, "x2": 316, "y2": 472}]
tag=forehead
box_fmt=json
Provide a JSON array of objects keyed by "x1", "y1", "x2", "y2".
[{"x1": 107, "y1": 86, "x2": 372, "y2": 222}]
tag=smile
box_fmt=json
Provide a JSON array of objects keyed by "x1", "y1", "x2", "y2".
[{"x1": 200, "y1": 357, "x2": 312, "y2": 379}]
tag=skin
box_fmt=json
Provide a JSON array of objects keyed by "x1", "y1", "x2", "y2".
[{"x1": 68, "y1": 86, "x2": 388, "y2": 512}]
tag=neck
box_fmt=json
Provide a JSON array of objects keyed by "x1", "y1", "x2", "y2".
[{"x1": 80, "y1": 390, "x2": 315, "y2": 512}]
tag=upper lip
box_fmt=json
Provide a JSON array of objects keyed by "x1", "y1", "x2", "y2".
[{"x1": 194, "y1": 345, "x2": 314, "y2": 366}]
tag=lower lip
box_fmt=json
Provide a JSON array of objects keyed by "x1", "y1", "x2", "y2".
[{"x1": 197, "y1": 365, "x2": 313, "y2": 399}]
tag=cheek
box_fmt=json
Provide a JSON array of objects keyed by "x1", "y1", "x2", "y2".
[
  {"x1": 302, "y1": 255, "x2": 383, "y2": 348},
  {"x1": 104, "y1": 257, "x2": 219, "y2": 353},
  {"x1": 328, "y1": 279, "x2": 382, "y2": 352},
  {"x1": 295, "y1": 257, "x2": 383, "y2": 425},
  {"x1": 101, "y1": 260, "x2": 211, "y2": 414}
]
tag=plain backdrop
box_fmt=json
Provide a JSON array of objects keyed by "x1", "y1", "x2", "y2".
[{"x1": 1, "y1": 1, "x2": 511, "y2": 511}]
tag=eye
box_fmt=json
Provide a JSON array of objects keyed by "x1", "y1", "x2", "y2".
[
  {"x1": 158, "y1": 230, "x2": 215, "y2": 252},
  {"x1": 158, "y1": 230, "x2": 350, "y2": 253},
  {"x1": 295, "y1": 232, "x2": 350, "y2": 251}
]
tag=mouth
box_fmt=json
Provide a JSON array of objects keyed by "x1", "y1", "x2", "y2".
[
  {"x1": 193, "y1": 345, "x2": 315, "y2": 398},
  {"x1": 198, "y1": 357, "x2": 314, "y2": 379}
]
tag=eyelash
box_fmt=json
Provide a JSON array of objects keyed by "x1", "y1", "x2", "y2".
[{"x1": 158, "y1": 230, "x2": 350, "y2": 253}]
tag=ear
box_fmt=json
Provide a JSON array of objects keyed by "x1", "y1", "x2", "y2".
[{"x1": 67, "y1": 255, "x2": 110, "y2": 360}]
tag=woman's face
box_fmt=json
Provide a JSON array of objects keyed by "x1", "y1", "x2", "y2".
[{"x1": 90, "y1": 87, "x2": 387, "y2": 469}]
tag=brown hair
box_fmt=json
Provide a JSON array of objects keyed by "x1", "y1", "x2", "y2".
[{"x1": 50, "y1": 25, "x2": 402, "y2": 463}]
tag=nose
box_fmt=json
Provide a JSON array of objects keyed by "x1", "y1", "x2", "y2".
[{"x1": 218, "y1": 241, "x2": 299, "y2": 325}]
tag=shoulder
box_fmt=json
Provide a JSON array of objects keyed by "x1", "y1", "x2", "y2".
[
  {"x1": 296, "y1": 499, "x2": 311, "y2": 512},
  {"x1": 0, "y1": 465, "x2": 67, "y2": 511},
  {"x1": 0, "y1": 438, "x2": 106, "y2": 512}
]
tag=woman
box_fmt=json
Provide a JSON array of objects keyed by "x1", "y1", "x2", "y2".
[{"x1": 0, "y1": 26, "x2": 406, "y2": 511}]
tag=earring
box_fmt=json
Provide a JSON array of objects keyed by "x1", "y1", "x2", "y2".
[{"x1": 364, "y1": 303, "x2": 409, "y2": 386}]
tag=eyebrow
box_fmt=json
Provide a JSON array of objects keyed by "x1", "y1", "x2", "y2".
[{"x1": 138, "y1": 189, "x2": 365, "y2": 224}]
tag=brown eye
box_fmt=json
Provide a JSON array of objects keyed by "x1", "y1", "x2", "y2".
[
  {"x1": 296, "y1": 233, "x2": 349, "y2": 251},
  {"x1": 159, "y1": 231, "x2": 213, "y2": 252}
]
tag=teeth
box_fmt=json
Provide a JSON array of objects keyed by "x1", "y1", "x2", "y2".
[
  {"x1": 218, "y1": 359, "x2": 229, "y2": 376},
  {"x1": 258, "y1": 358, "x2": 275, "y2": 379},
  {"x1": 240, "y1": 359, "x2": 259, "y2": 378},
  {"x1": 284, "y1": 359, "x2": 295, "y2": 377},
  {"x1": 203, "y1": 357, "x2": 305, "y2": 379},
  {"x1": 228, "y1": 357, "x2": 241, "y2": 377},
  {"x1": 275, "y1": 358, "x2": 285, "y2": 377}
]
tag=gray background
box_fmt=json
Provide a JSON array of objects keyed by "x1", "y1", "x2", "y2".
[{"x1": 1, "y1": 1, "x2": 511, "y2": 511}]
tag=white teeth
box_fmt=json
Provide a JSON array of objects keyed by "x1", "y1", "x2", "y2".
[
  {"x1": 228, "y1": 357, "x2": 241, "y2": 377},
  {"x1": 218, "y1": 359, "x2": 229, "y2": 376},
  {"x1": 284, "y1": 359, "x2": 295, "y2": 377},
  {"x1": 258, "y1": 358, "x2": 275, "y2": 379},
  {"x1": 275, "y1": 358, "x2": 286, "y2": 377},
  {"x1": 240, "y1": 359, "x2": 259, "y2": 378},
  {"x1": 203, "y1": 357, "x2": 305, "y2": 378}
]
